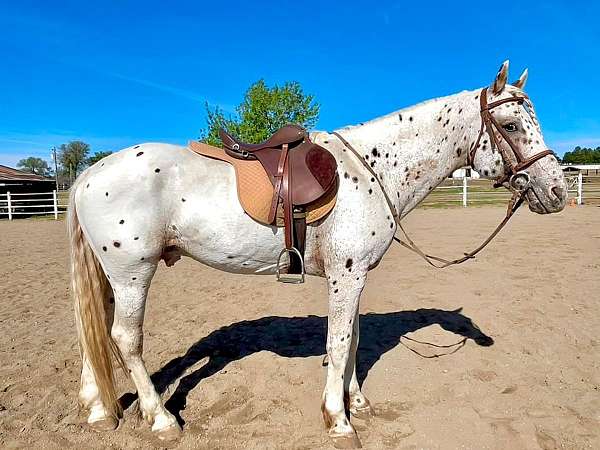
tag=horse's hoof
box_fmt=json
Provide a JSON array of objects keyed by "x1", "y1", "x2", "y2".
[
  {"x1": 155, "y1": 423, "x2": 182, "y2": 441},
  {"x1": 330, "y1": 432, "x2": 362, "y2": 449},
  {"x1": 88, "y1": 416, "x2": 119, "y2": 431},
  {"x1": 350, "y1": 398, "x2": 375, "y2": 420},
  {"x1": 350, "y1": 405, "x2": 375, "y2": 420}
]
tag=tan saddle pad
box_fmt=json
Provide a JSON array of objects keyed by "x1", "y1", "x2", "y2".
[{"x1": 188, "y1": 141, "x2": 337, "y2": 226}]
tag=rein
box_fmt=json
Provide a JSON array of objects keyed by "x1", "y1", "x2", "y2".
[{"x1": 331, "y1": 87, "x2": 553, "y2": 269}]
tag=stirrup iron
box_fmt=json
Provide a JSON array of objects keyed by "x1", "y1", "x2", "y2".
[{"x1": 276, "y1": 247, "x2": 305, "y2": 284}]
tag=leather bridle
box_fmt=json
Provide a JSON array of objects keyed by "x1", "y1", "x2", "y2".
[
  {"x1": 468, "y1": 87, "x2": 554, "y2": 191},
  {"x1": 332, "y1": 87, "x2": 555, "y2": 268}
]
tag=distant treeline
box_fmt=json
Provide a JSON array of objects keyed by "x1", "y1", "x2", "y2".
[{"x1": 562, "y1": 146, "x2": 600, "y2": 164}]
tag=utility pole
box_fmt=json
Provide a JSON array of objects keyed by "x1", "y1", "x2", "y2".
[{"x1": 52, "y1": 147, "x2": 59, "y2": 191}]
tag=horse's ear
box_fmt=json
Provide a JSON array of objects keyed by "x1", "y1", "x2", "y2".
[
  {"x1": 512, "y1": 68, "x2": 528, "y2": 90},
  {"x1": 491, "y1": 60, "x2": 509, "y2": 95}
]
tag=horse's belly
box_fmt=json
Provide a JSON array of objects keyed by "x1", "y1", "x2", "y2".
[
  {"x1": 180, "y1": 211, "x2": 284, "y2": 275},
  {"x1": 172, "y1": 152, "x2": 287, "y2": 274}
]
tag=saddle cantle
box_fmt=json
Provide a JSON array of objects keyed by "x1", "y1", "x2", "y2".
[{"x1": 189, "y1": 125, "x2": 338, "y2": 283}]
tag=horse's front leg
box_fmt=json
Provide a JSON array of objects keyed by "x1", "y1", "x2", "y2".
[
  {"x1": 345, "y1": 309, "x2": 375, "y2": 420},
  {"x1": 322, "y1": 260, "x2": 367, "y2": 449}
]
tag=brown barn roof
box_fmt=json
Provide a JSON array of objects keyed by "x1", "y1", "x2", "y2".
[{"x1": 0, "y1": 164, "x2": 50, "y2": 181}]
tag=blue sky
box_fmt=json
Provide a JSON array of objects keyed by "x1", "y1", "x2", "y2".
[{"x1": 1, "y1": 0, "x2": 598, "y2": 168}]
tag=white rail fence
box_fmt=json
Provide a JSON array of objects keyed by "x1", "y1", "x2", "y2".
[
  {"x1": 0, "y1": 190, "x2": 68, "y2": 220},
  {"x1": 424, "y1": 174, "x2": 596, "y2": 207},
  {"x1": 0, "y1": 175, "x2": 598, "y2": 220}
]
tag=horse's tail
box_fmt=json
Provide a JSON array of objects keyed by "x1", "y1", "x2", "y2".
[{"x1": 68, "y1": 182, "x2": 125, "y2": 418}]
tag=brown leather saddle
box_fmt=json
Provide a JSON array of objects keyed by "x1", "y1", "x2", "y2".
[{"x1": 219, "y1": 125, "x2": 338, "y2": 283}]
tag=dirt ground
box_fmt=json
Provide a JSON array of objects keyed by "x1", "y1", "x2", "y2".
[{"x1": 0, "y1": 206, "x2": 599, "y2": 450}]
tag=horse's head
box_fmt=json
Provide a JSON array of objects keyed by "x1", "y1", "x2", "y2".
[{"x1": 469, "y1": 61, "x2": 567, "y2": 214}]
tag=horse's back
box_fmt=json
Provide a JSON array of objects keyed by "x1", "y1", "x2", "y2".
[
  {"x1": 71, "y1": 142, "x2": 284, "y2": 272},
  {"x1": 72, "y1": 143, "x2": 232, "y2": 251}
]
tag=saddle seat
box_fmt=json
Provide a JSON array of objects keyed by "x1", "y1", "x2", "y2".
[
  {"x1": 188, "y1": 124, "x2": 338, "y2": 283},
  {"x1": 221, "y1": 125, "x2": 305, "y2": 152}
]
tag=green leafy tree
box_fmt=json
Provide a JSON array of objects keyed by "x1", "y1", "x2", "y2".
[
  {"x1": 200, "y1": 80, "x2": 320, "y2": 147},
  {"x1": 87, "y1": 151, "x2": 113, "y2": 166},
  {"x1": 562, "y1": 146, "x2": 600, "y2": 164},
  {"x1": 200, "y1": 105, "x2": 240, "y2": 147},
  {"x1": 16, "y1": 157, "x2": 51, "y2": 176},
  {"x1": 58, "y1": 140, "x2": 90, "y2": 183}
]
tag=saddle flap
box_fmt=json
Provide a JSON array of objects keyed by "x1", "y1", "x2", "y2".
[
  {"x1": 305, "y1": 145, "x2": 338, "y2": 189},
  {"x1": 287, "y1": 143, "x2": 338, "y2": 206}
]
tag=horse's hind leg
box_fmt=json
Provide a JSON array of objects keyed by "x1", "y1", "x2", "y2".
[{"x1": 110, "y1": 276, "x2": 181, "y2": 441}]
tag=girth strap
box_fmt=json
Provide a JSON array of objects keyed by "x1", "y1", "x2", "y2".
[{"x1": 289, "y1": 210, "x2": 307, "y2": 274}]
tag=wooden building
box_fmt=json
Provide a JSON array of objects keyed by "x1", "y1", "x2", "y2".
[
  {"x1": 0, "y1": 165, "x2": 55, "y2": 195},
  {"x1": 561, "y1": 164, "x2": 600, "y2": 176},
  {"x1": 0, "y1": 165, "x2": 56, "y2": 219}
]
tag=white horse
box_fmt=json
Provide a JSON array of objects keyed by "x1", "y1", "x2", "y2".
[{"x1": 68, "y1": 61, "x2": 566, "y2": 448}]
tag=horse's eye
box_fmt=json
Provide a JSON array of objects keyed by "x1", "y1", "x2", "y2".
[{"x1": 502, "y1": 123, "x2": 518, "y2": 132}]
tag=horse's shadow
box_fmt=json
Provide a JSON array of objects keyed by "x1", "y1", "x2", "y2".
[{"x1": 123, "y1": 308, "x2": 493, "y2": 425}]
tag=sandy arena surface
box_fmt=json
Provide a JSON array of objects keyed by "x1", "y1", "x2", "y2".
[{"x1": 0, "y1": 206, "x2": 599, "y2": 449}]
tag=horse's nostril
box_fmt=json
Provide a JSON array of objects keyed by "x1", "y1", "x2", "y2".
[{"x1": 551, "y1": 186, "x2": 565, "y2": 201}]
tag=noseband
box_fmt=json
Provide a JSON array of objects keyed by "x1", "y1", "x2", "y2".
[{"x1": 468, "y1": 87, "x2": 554, "y2": 190}]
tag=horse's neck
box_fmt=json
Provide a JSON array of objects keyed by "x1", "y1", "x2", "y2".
[{"x1": 336, "y1": 89, "x2": 480, "y2": 216}]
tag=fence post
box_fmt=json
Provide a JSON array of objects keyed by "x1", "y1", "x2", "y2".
[
  {"x1": 53, "y1": 190, "x2": 58, "y2": 220},
  {"x1": 577, "y1": 172, "x2": 583, "y2": 205},
  {"x1": 7, "y1": 191, "x2": 12, "y2": 220},
  {"x1": 462, "y1": 175, "x2": 468, "y2": 207}
]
